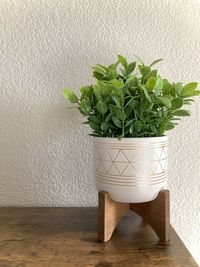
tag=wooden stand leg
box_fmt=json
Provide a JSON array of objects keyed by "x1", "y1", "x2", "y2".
[
  {"x1": 98, "y1": 190, "x2": 170, "y2": 242},
  {"x1": 98, "y1": 191, "x2": 130, "y2": 242},
  {"x1": 130, "y1": 190, "x2": 170, "y2": 242}
]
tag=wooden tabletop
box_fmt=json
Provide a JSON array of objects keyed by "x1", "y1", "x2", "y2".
[{"x1": 0, "y1": 208, "x2": 198, "y2": 267}]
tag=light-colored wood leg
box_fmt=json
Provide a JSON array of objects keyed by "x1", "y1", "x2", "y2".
[
  {"x1": 130, "y1": 190, "x2": 170, "y2": 242},
  {"x1": 98, "y1": 190, "x2": 170, "y2": 242},
  {"x1": 98, "y1": 191, "x2": 130, "y2": 242}
]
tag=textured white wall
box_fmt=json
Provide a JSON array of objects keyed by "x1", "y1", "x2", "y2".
[{"x1": 0, "y1": 0, "x2": 200, "y2": 264}]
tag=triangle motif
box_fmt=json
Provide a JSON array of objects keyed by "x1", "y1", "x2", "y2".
[
  {"x1": 153, "y1": 161, "x2": 163, "y2": 174},
  {"x1": 114, "y1": 162, "x2": 129, "y2": 175},
  {"x1": 108, "y1": 163, "x2": 119, "y2": 175},
  {"x1": 150, "y1": 161, "x2": 158, "y2": 175},
  {"x1": 95, "y1": 148, "x2": 105, "y2": 159},
  {"x1": 160, "y1": 159, "x2": 167, "y2": 172},
  {"x1": 102, "y1": 160, "x2": 113, "y2": 173},
  {"x1": 108, "y1": 149, "x2": 119, "y2": 161},
  {"x1": 132, "y1": 162, "x2": 145, "y2": 176},
  {"x1": 152, "y1": 150, "x2": 158, "y2": 161},
  {"x1": 159, "y1": 148, "x2": 166, "y2": 160},
  {"x1": 97, "y1": 161, "x2": 105, "y2": 173},
  {"x1": 103, "y1": 151, "x2": 112, "y2": 161},
  {"x1": 115, "y1": 150, "x2": 129, "y2": 162},
  {"x1": 122, "y1": 163, "x2": 136, "y2": 176},
  {"x1": 123, "y1": 149, "x2": 138, "y2": 162}
]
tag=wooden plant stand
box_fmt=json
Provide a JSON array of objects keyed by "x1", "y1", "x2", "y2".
[{"x1": 98, "y1": 190, "x2": 170, "y2": 242}]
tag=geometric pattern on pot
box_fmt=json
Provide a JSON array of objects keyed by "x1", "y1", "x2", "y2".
[
  {"x1": 94, "y1": 141, "x2": 168, "y2": 186},
  {"x1": 94, "y1": 147, "x2": 167, "y2": 176}
]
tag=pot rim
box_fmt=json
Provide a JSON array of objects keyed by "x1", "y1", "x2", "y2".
[{"x1": 93, "y1": 135, "x2": 168, "y2": 143}]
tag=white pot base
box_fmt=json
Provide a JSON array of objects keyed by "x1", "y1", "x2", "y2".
[{"x1": 96, "y1": 181, "x2": 167, "y2": 203}]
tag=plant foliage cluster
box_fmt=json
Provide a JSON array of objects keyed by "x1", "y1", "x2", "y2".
[{"x1": 64, "y1": 55, "x2": 200, "y2": 138}]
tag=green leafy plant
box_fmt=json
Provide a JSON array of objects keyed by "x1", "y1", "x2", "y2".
[{"x1": 64, "y1": 55, "x2": 200, "y2": 138}]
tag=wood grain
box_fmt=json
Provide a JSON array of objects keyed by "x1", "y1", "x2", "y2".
[
  {"x1": 98, "y1": 190, "x2": 170, "y2": 243},
  {"x1": 0, "y1": 207, "x2": 198, "y2": 267},
  {"x1": 131, "y1": 190, "x2": 170, "y2": 242},
  {"x1": 98, "y1": 191, "x2": 130, "y2": 242}
]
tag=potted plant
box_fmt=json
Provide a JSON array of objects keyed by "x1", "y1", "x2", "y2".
[{"x1": 64, "y1": 55, "x2": 200, "y2": 203}]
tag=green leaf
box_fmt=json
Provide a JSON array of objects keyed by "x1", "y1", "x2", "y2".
[
  {"x1": 107, "y1": 79, "x2": 124, "y2": 88},
  {"x1": 142, "y1": 87, "x2": 152, "y2": 103},
  {"x1": 125, "y1": 119, "x2": 134, "y2": 127},
  {"x1": 121, "y1": 80, "x2": 130, "y2": 95},
  {"x1": 174, "y1": 83, "x2": 183, "y2": 95},
  {"x1": 117, "y1": 55, "x2": 128, "y2": 69},
  {"x1": 105, "y1": 113, "x2": 112, "y2": 123},
  {"x1": 150, "y1": 123, "x2": 157, "y2": 133},
  {"x1": 80, "y1": 86, "x2": 91, "y2": 96},
  {"x1": 182, "y1": 90, "x2": 200, "y2": 97},
  {"x1": 126, "y1": 62, "x2": 136, "y2": 75},
  {"x1": 93, "y1": 71, "x2": 104, "y2": 81},
  {"x1": 150, "y1": 69, "x2": 157, "y2": 77},
  {"x1": 165, "y1": 122, "x2": 175, "y2": 130},
  {"x1": 146, "y1": 77, "x2": 156, "y2": 91},
  {"x1": 100, "y1": 122, "x2": 109, "y2": 131},
  {"x1": 154, "y1": 76, "x2": 163, "y2": 96},
  {"x1": 149, "y1": 58, "x2": 163, "y2": 67},
  {"x1": 89, "y1": 115, "x2": 101, "y2": 124},
  {"x1": 183, "y1": 82, "x2": 198, "y2": 92},
  {"x1": 172, "y1": 110, "x2": 191, "y2": 116},
  {"x1": 183, "y1": 98, "x2": 195, "y2": 105},
  {"x1": 89, "y1": 121, "x2": 99, "y2": 132},
  {"x1": 96, "y1": 64, "x2": 107, "y2": 71},
  {"x1": 157, "y1": 96, "x2": 171, "y2": 108},
  {"x1": 133, "y1": 120, "x2": 142, "y2": 131},
  {"x1": 107, "y1": 69, "x2": 118, "y2": 80},
  {"x1": 125, "y1": 97, "x2": 138, "y2": 108},
  {"x1": 93, "y1": 85, "x2": 103, "y2": 101},
  {"x1": 158, "y1": 117, "x2": 168, "y2": 135},
  {"x1": 112, "y1": 95, "x2": 122, "y2": 108},
  {"x1": 96, "y1": 101, "x2": 108, "y2": 114},
  {"x1": 80, "y1": 99, "x2": 91, "y2": 114},
  {"x1": 64, "y1": 88, "x2": 78, "y2": 103},
  {"x1": 82, "y1": 121, "x2": 89, "y2": 124},
  {"x1": 130, "y1": 76, "x2": 138, "y2": 87},
  {"x1": 88, "y1": 133, "x2": 99, "y2": 137},
  {"x1": 163, "y1": 80, "x2": 174, "y2": 96},
  {"x1": 112, "y1": 116, "x2": 122, "y2": 128},
  {"x1": 108, "y1": 62, "x2": 118, "y2": 70},
  {"x1": 92, "y1": 65, "x2": 106, "y2": 75},
  {"x1": 181, "y1": 82, "x2": 198, "y2": 97},
  {"x1": 138, "y1": 65, "x2": 151, "y2": 76},
  {"x1": 171, "y1": 98, "x2": 183, "y2": 109},
  {"x1": 104, "y1": 95, "x2": 112, "y2": 105},
  {"x1": 124, "y1": 105, "x2": 132, "y2": 117},
  {"x1": 171, "y1": 117, "x2": 181, "y2": 121},
  {"x1": 116, "y1": 110, "x2": 126, "y2": 120}
]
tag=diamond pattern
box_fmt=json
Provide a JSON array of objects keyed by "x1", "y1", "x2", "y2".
[
  {"x1": 114, "y1": 162, "x2": 128, "y2": 175},
  {"x1": 94, "y1": 145, "x2": 167, "y2": 177},
  {"x1": 122, "y1": 163, "x2": 136, "y2": 176},
  {"x1": 115, "y1": 150, "x2": 128, "y2": 162},
  {"x1": 108, "y1": 163, "x2": 119, "y2": 175},
  {"x1": 103, "y1": 151, "x2": 112, "y2": 161},
  {"x1": 102, "y1": 160, "x2": 112, "y2": 173},
  {"x1": 108, "y1": 149, "x2": 119, "y2": 160}
]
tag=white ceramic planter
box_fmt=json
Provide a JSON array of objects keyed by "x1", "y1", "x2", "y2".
[{"x1": 93, "y1": 136, "x2": 168, "y2": 203}]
